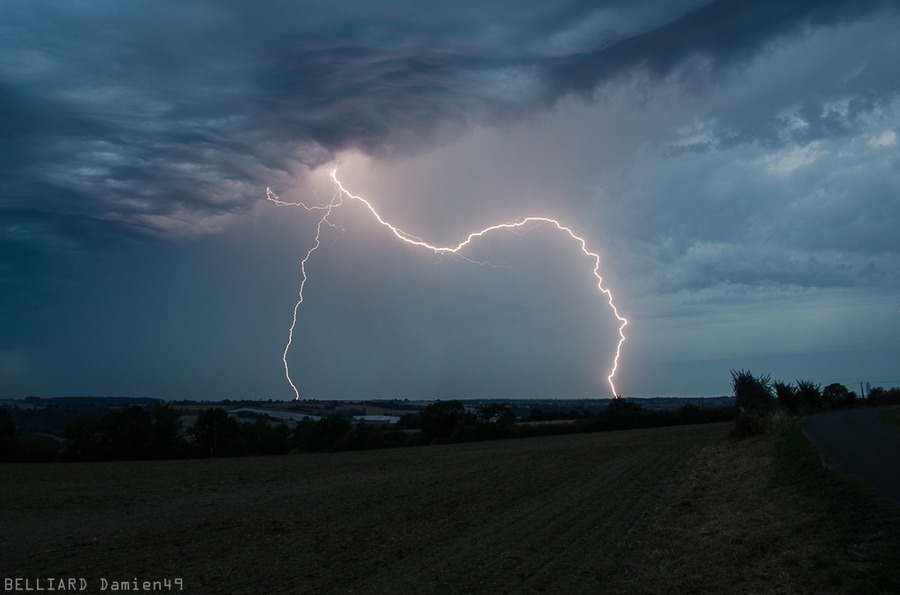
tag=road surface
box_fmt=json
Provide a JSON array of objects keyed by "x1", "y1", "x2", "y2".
[{"x1": 802, "y1": 406, "x2": 900, "y2": 505}]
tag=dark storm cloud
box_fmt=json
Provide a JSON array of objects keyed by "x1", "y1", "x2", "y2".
[
  {"x1": 545, "y1": 0, "x2": 896, "y2": 93},
  {"x1": 1, "y1": 0, "x2": 897, "y2": 276}
]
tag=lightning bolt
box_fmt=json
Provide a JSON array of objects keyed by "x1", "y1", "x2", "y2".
[{"x1": 267, "y1": 168, "x2": 627, "y2": 400}]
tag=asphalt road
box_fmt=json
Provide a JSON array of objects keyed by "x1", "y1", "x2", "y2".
[{"x1": 802, "y1": 406, "x2": 900, "y2": 505}]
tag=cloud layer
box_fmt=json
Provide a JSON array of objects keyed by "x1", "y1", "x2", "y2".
[
  {"x1": 2, "y1": 0, "x2": 898, "y2": 398},
  {"x1": 3, "y1": 1, "x2": 896, "y2": 260}
]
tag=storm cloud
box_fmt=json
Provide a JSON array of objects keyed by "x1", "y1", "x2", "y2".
[
  {"x1": 3, "y1": 0, "x2": 895, "y2": 254},
  {"x1": 2, "y1": 0, "x2": 898, "y2": 399}
]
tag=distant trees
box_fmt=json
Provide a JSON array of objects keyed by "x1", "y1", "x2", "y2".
[
  {"x1": 0, "y1": 408, "x2": 15, "y2": 461},
  {"x1": 1, "y1": 407, "x2": 60, "y2": 462},
  {"x1": 61, "y1": 405, "x2": 188, "y2": 461},
  {"x1": 420, "y1": 400, "x2": 475, "y2": 443},
  {"x1": 292, "y1": 414, "x2": 411, "y2": 452},
  {"x1": 62, "y1": 416, "x2": 101, "y2": 461},
  {"x1": 11, "y1": 434, "x2": 59, "y2": 462},
  {"x1": 10, "y1": 373, "x2": 893, "y2": 462},
  {"x1": 602, "y1": 398, "x2": 647, "y2": 428},
  {"x1": 58, "y1": 405, "x2": 297, "y2": 460},
  {"x1": 98, "y1": 406, "x2": 154, "y2": 460},
  {"x1": 242, "y1": 419, "x2": 292, "y2": 456},
  {"x1": 293, "y1": 414, "x2": 352, "y2": 451},
  {"x1": 190, "y1": 407, "x2": 243, "y2": 457},
  {"x1": 477, "y1": 404, "x2": 516, "y2": 438},
  {"x1": 150, "y1": 404, "x2": 185, "y2": 458}
]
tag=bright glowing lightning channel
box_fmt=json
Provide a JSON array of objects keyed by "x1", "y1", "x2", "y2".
[{"x1": 267, "y1": 168, "x2": 628, "y2": 400}]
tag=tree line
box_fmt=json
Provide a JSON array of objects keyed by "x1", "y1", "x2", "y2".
[
  {"x1": 9, "y1": 374, "x2": 887, "y2": 461},
  {"x1": 730, "y1": 370, "x2": 900, "y2": 437},
  {"x1": 0, "y1": 397, "x2": 736, "y2": 463}
]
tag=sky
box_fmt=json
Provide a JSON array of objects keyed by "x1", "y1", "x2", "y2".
[{"x1": 1, "y1": 0, "x2": 899, "y2": 401}]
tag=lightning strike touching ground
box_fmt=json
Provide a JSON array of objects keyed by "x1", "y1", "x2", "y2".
[{"x1": 267, "y1": 168, "x2": 628, "y2": 400}]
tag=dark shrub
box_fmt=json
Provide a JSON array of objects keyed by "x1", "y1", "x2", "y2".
[{"x1": 731, "y1": 370, "x2": 776, "y2": 437}]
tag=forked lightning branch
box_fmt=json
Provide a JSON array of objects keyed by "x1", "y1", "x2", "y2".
[{"x1": 266, "y1": 169, "x2": 627, "y2": 400}]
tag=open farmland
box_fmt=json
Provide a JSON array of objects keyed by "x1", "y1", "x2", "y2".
[{"x1": 2, "y1": 422, "x2": 895, "y2": 593}]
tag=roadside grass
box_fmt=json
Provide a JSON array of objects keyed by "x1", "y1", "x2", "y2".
[
  {"x1": 777, "y1": 423, "x2": 900, "y2": 592},
  {"x1": 617, "y1": 421, "x2": 900, "y2": 593},
  {"x1": 875, "y1": 407, "x2": 900, "y2": 431}
]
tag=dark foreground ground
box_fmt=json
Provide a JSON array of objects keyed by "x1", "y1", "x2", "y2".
[{"x1": 2, "y1": 422, "x2": 896, "y2": 593}]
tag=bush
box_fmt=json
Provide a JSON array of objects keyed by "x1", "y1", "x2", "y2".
[
  {"x1": 731, "y1": 369, "x2": 776, "y2": 437},
  {"x1": 796, "y1": 380, "x2": 823, "y2": 413},
  {"x1": 0, "y1": 408, "x2": 16, "y2": 461},
  {"x1": 774, "y1": 381, "x2": 799, "y2": 415}
]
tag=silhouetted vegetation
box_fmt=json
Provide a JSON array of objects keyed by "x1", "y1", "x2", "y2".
[
  {"x1": 4, "y1": 374, "x2": 895, "y2": 462},
  {"x1": 731, "y1": 370, "x2": 778, "y2": 437},
  {"x1": 729, "y1": 368, "x2": 900, "y2": 438},
  {"x1": 0, "y1": 395, "x2": 741, "y2": 462},
  {"x1": 292, "y1": 414, "x2": 411, "y2": 452},
  {"x1": 61, "y1": 405, "x2": 190, "y2": 461},
  {"x1": 866, "y1": 386, "x2": 900, "y2": 406},
  {"x1": 420, "y1": 400, "x2": 476, "y2": 443},
  {"x1": 0, "y1": 408, "x2": 15, "y2": 461},
  {"x1": 0, "y1": 406, "x2": 60, "y2": 462},
  {"x1": 525, "y1": 408, "x2": 593, "y2": 422}
]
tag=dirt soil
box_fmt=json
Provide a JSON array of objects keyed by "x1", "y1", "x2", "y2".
[{"x1": 3, "y1": 422, "x2": 877, "y2": 594}]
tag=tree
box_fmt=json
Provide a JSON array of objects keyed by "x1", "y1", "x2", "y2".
[
  {"x1": 603, "y1": 398, "x2": 647, "y2": 429},
  {"x1": 476, "y1": 404, "x2": 516, "y2": 438},
  {"x1": 0, "y1": 408, "x2": 15, "y2": 461},
  {"x1": 394, "y1": 413, "x2": 421, "y2": 430},
  {"x1": 420, "y1": 400, "x2": 475, "y2": 442},
  {"x1": 98, "y1": 406, "x2": 154, "y2": 460},
  {"x1": 190, "y1": 408, "x2": 243, "y2": 457},
  {"x1": 478, "y1": 404, "x2": 516, "y2": 436},
  {"x1": 242, "y1": 419, "x2": 291, "y2": 455},
  {"x1": 294, "y1": 415, "x2": 353, "y2": 451},
  {"x1": 12, "y1": 434, "x2": 59, "y2": 462},
  {"x1": 149, "y1": 404, "x2": 186, "y2": 458},
  {"x1": 867, "y1": 386, "x2": 887, "y2": 403},
  {"x1": 61, "y1": 416, "x2": 102, "y2": 461},
  {"x1": 822, "y1": 383, "x2": 856, "y2": 408}
]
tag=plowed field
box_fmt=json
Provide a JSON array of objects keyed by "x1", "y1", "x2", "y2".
[{"x1": 3, "y1": 424, "x2": 729, "y2": 593}]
